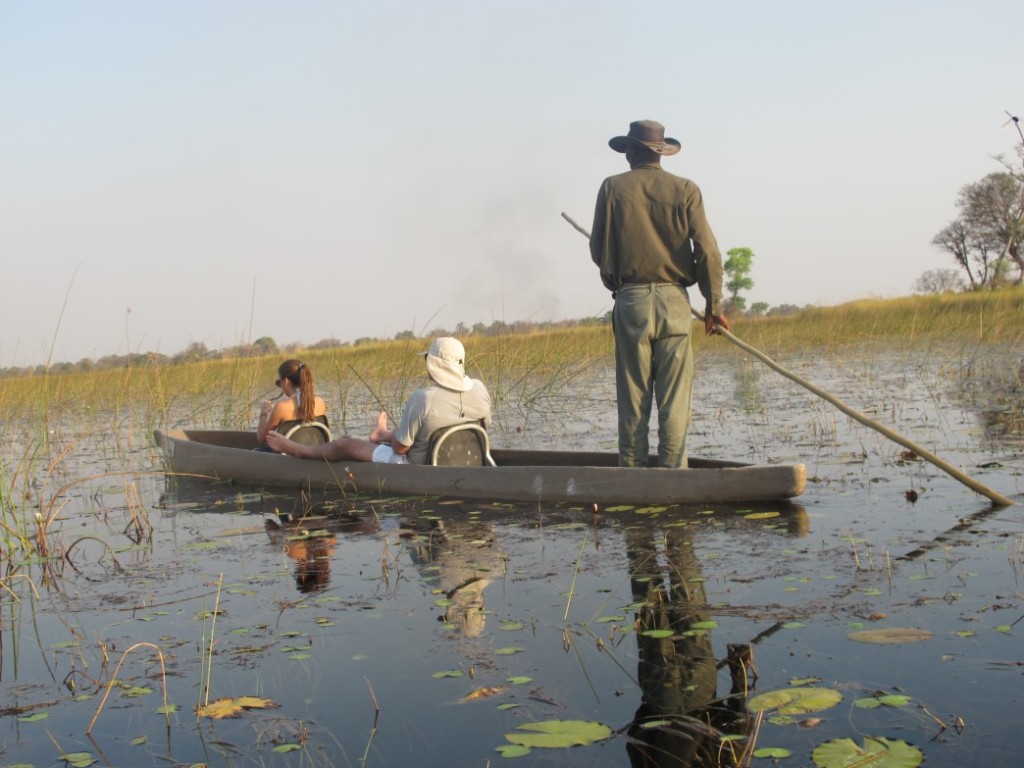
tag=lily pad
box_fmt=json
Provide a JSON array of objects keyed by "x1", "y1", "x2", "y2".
[
  {"x1": 641, "y1": 629, "x2": 674, "y2": 639},
  {"x1": 432, "y1": 669, "x2": 465, "y2": 679},
  {"x1": 690, "y1": 620, "x2": 718, "y2": 630},
  {"x1": 496, "y1": 743, "x2": 531, "y2": 757},
  {"x1": 505, "y1": 719, "x2": 612, "y2": 748},
  {"x1": 196, "y1": 696, "x2": 280, "y2": 719},
  {"x1": 754, "y1": 746, "x2": 792, "y2": 758},
  {"x1": 856, "y1": 694, "x2": 911, "y2": 709},
  {"x1": 17, "y1": 712, "x2": 50, "y2": 722},
  {"x1": 848, "y1": 628, "x2": 934, "y2": 644},
  {"x1": 789, "y1": 676, "x2": 821, "y2": 686},
  {"x1": 812, "y1": 736, "x2": 923, "y2": 768},
  {"x1": 59, "y1": 753, "x2": 95, "y2": 768},
  {"x1": 749, "y1": 687, "x2": 842, "y2": 715}
]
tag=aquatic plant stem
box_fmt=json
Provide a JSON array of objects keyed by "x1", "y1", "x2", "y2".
[
  {"x1": 347, "y1": 364, "x2": 396, "y2": 426},
  {"x1": 563, "y1": 530, "x2": 587, "y2": 622},
  {"x1": 700, "y1": 315, "x2": 1015, "y2": 507},
  {"x1": 204, "y1": 574, "x2": 224, "y2": 707},
  {"x1": 560, "y1": 211, "x2": 1016, "y2": 507},
  {"x1": 86, "y1": 642, "x2": 170, "y2": 733}
]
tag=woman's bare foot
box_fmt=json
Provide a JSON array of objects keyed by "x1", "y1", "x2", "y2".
[{"x1": 368, "y1": 411, "x2": 390, "y2": 443}]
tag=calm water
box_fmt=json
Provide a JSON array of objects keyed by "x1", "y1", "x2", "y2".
[{"x1": 1, "y1": 343, "x2": 1022, "y2": 768}]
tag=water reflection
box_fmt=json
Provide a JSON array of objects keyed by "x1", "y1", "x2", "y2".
[
  {"x1": 262, "y1": 504, "x2": 509, "y2": 630},
  {"x1": 625, "y1": 508, "x2": 808, "y2": 767},
  {"x1": 624, "y1": 525, "x2": 747, "y2": 767},
  {"x1": 265, "y1": 517, "x2": 337, "y2": 592},
  {"x1": 408, "y1": 518, "x2": 506, "y2": 638}
]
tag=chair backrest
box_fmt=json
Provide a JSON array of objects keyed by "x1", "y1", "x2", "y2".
[
  {"x1": 428, "y1": 422, "x2": 496, "y2": 467},
  {"x1": 281, "y1": 420, "x2": 332, "y2": 447}
]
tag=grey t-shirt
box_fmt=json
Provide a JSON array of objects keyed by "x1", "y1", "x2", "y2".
[{"x1": 394, "y1": 379, "x2": 492, "y2": 464}]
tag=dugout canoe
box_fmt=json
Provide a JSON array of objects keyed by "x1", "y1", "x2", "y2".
[{"x1": 153, "y1": 429, "x2": 806, "y2": 504}]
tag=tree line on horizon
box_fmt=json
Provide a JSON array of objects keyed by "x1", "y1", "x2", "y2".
[{"x1": 3, "y1": 298, "x2": 812, "y2": 379}]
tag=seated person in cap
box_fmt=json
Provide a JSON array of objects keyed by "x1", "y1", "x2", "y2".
[{"x1": 266, "y1": 337, "x2": 491, "y2": 464}]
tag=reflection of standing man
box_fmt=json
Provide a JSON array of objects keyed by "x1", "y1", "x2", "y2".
[
  {"x1": 591, "y1": 120, "x2": 731, "y2": 468},
  {"x1": 625, "y1": 525, "x2": 750, "y2": 768}
]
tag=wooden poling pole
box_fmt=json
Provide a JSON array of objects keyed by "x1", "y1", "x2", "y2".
[{"x1": 561, "y1": 211, "x2": 1015, "y2": 507}]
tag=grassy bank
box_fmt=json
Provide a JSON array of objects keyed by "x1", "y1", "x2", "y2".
[
  {"x1": 733, "y1": 288, "x2": 1024, "y2": 353},
  {"x1": 1, "y1": 288, "x2": 1021, "y2": 429}
]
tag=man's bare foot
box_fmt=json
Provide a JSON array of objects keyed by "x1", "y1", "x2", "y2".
[{"x1": 368, "y1": 411, "x2": 390, "y2": 444}]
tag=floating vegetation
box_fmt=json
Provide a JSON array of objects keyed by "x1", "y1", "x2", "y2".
[
  {"x1": 0, "y1": 312, "x2": 1020, "y2": 767},
  {"x1": 749, "y1": 687, "x2": 843, "y2": 716},
  {"x1": 195, "y1": 695, "x2": 280, "y2": 719},
  {"x1": 848, "y1": 627, "x2": 934, "y2": 644},
  {"x1": 501, "y1": 719, "x2": 612, "y2": 751},
  {"x1": 855, "y1": 694, "x2": 912, "y2": 709},
  {"x1": 812, "y1": 736, "x2": 924, "y2": 768}
]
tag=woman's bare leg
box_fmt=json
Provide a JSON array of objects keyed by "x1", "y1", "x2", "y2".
[{"x1": 267, "y1": 431, "x2": 377, "y2": 462}]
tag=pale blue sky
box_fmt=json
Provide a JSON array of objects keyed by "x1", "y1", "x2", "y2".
[{"x1": 2, "y1": 1, "x2": 1021, "y2": 366}]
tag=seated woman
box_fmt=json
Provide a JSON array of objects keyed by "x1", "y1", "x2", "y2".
[
  {"x1": 266, "y1": 337, "x2": 490, "y2": 464},
  {"x1": 256, "y1": 359, "x2": 329, "y2": 449}
]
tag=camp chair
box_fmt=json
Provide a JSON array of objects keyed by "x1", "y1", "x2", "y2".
[
  {"x1": 428, "y1": 422, "x2": 496, "y2": 467},
  {"x1": 280, "y1": 420, "x2": 332, "y2": 447}
]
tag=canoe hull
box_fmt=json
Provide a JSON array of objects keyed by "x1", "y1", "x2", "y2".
[{"x1": 153, "y1": 429, "x2": 806, "y2": 504}]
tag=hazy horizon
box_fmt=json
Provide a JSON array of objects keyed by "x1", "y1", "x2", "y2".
[{"x1": 3, "y1": 1, "x2": 1021, "y2": 367}]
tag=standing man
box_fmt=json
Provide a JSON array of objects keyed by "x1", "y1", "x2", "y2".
[{"x1": 590, "y1": 120, "x2": 731, "y2": 468}]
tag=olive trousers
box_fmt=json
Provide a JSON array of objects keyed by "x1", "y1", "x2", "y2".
[{"x1": 612, "y1": 283, "x2": 694, "y2": 468}]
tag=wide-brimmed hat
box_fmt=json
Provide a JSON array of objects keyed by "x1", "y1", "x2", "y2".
[
  {"x1": 608, "y1": 120, "x2": 680, "y2": 156},
  {"x1": 423, "y1": 337, "x2": 473, "y2": 393}
]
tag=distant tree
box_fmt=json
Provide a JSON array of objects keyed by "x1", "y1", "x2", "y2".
[
  {"x1": 749, "y1": 301, "x2": 770, "y2": 316},
  {"x1": 912, "y1": 268, "x2": 966, "y2": 295},
  {"x1": 310, "y1": 337, "x2": 342, "y2": 350},
  {"x1": 393, "y1": 330, "x2": 416, "y2": 341},
  {"x1": 766, "y1": 304, "x2": 803, "y2": 317},
  {"x1": 933, "y1": 169, "x2": 1024, "y2": 290},
  {"x1": 724, "y1": 247, "x2": 755, "y2": 312},
  {"x1": 173, "y1": 342, "x2": 210, "y2": 364},
  {"x1": 252, "y1": 336, "x2": 278, "y2": 356}
]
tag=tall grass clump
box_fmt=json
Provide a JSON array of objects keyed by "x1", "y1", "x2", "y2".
[
  {"x1": 731, "y1": 287, "x2": 1024, "y2": 356},
  {"x1": 0, "y1": 287, "x2": 1019, "y2": 441}
]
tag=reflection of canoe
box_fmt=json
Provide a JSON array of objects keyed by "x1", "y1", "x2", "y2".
[{"x1": 153, "y1": 429, "x2": 806, "y2": 504}]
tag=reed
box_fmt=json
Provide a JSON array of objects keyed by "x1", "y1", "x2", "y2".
[
  {"x1": 0, "y1": 287, "x2": 1019, "y2": 441},
  {"x1": 731, "y1": 287, "x2": 1024, "y2": 354}
]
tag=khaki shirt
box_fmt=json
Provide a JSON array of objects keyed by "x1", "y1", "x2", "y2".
[{"x1": 590, "y1": 163, "x2": 725, "y2": 316}]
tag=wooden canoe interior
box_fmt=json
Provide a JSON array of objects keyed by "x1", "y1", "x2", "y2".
[{"x1": 166, "y1": 430, "x2": 748, "y2": 470}]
